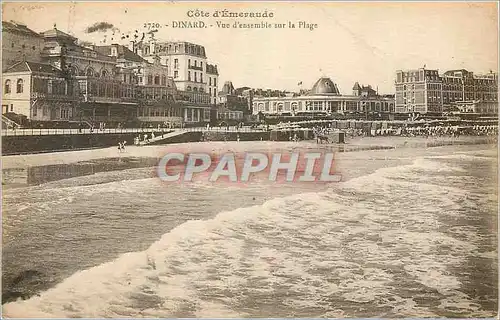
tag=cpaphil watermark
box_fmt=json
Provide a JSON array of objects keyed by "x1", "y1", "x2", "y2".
[{"x1": 156, "y1": 151, "x2": 342, "y2": 183}]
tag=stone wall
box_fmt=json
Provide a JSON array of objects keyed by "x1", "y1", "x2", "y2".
[
  {"x1": 2, "y1": 132, "x2": 157, "y2": 155},
  {"x1": 2, "y1": 131, "x2": 272, "y2": 155}
]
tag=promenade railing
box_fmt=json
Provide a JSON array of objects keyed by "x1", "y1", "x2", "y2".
[{"x1": 1, "y1": 126, "x2": 268, "y2": 136}]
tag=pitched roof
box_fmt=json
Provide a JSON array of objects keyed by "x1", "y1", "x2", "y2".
[
  {"x1": 95, "y1": 45, "x2": 146, "y2": 63},
  {"x1": 41, "y1": 26, "x2": 77, "y2": 41},
  {"x1": 2, "y1": 21, "x2": 42, "y2": 38},
  {"x1": 352, "y1": 82, "x2": 361, "y2": 90},
  {"x1": 4, "y1": 61, "x2": 63, "y2": 75}
]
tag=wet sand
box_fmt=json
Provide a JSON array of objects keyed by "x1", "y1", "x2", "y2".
[{"x1": 2, "y1": 135, "x2": 495, "y2": 170}]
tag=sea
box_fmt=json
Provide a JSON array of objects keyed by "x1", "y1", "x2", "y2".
[{"x1": 2, "y1": 142, "x2": 498, "y2": 318}]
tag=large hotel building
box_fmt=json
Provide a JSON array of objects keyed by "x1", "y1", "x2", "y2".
[{"x1": 395, "y1": 68, "x2": 498, "y2": 115}]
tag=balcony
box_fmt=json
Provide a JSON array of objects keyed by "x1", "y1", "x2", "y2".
[
  {"x1": 31, "y1": 92, "x2": 79, "y2": 101},
  {"x1": 188, "y1": 65, "x2": 203, "y2": 71},
  {"x1": 82, "y1": 94, "x2": 138, "y2": 105}
]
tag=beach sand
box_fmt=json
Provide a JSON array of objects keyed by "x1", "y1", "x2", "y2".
[{"x1": 2, "y1": 135, "x2": 496, "y2": 170}]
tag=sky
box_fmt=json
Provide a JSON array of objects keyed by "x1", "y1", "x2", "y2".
[{"x1": 2, "y1": 1, "x2": 498, "y2": 94}]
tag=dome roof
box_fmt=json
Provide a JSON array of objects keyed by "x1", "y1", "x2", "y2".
[{"x1": 309, "y1": 77, "x2": 341, "y2": 95}]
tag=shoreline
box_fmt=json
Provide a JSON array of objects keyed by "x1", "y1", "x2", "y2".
[{"x1": 2, "y1": 135, "x2": 497, "y2": 170}]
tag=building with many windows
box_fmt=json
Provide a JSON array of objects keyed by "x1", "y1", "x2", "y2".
[
  {"x1": 36, "y1": 25, "x2": 139, "y2": 126},
  {"x1": 95, "y1": 44, "x2": 183, "y2": 127},
  {"x1": 2, "y1": 61, "x2": 79, "y2": 122},
  {"x1": 2, "y1": 22, "x2": 219, "y2": 127},
  {"x1": 206, "y1": 63, "x2": 219, "y2": 105},
  {"x1": 252, "y1": 77, "x2": 395, "y2": 118},
  {"x1": 395, "y1": 67, "x2": 498, "y2": 115},
  {"x1": 131, "y1": 39, "x2": 217, "y2": 124},
  {"x1": 395, "y1": 68, "x2": 443, "y2": 114}
]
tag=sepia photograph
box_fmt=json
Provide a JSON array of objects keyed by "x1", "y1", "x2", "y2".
[{"x1": 1, "y1": 1, "x2": 498, "y2": 318}]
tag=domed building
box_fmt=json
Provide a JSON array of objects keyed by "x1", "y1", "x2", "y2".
[
  {"x1": 252, "y1": 76, "x2": 395, "y2": 118},
  {"x1": 309, "y1": 77, "x2": 341, "y2": 96}
]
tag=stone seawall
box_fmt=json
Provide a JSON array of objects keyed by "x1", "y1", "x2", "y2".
[
  {"x1": 2, "y1": 132, "x2": 158, "y2": 155},
  {"x1": 1, "y1": 131, "x2": 272, "y2": 155}
]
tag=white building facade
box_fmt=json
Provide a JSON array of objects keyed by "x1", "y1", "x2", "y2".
[{"x1": 252, "y1": 77, "x2": 395, "y2": 117}]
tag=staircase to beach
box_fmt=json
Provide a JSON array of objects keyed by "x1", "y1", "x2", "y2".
[
  {"x1": 2, "y1": 115, "x2": 21, "y2": 129},
  {"x1": 138, "y1": 130, "x2": 188, "y2": 145}
]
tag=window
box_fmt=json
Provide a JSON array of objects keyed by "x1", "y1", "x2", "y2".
[
  {"x1": 4, "y1": 80, "x2": 11, "y2": 94},
  {"x1": 174, "y1": 59, "x2": 178, "y2": 69},
  {"x1": 174, "y1": 71, "x2": 178, "y2": 79},
  {"x1": 86, "y1": 68, "x2": 94, "y2": 77},
  {"x1": 188, "y1": 59, "x2": 191, "y2": 67},
  {"x1": 147, "y1": 75, "x2": 153, "y2": 85},
  {"x1": 154, "y1": 75, "x2": 160, "y2": 85},
  {"x1": 79, "y1": 81, "x2": 87, "y2": 94},
  {"x1": 188, "y1": 71, "x2": 191, "y2": 81},
  {"x1": 214, "y1": 79, "x2": 217, "y2": 87},
  {"x1": 16, "y1": 79, "x2": 23, "y2": 93},
  {"x1": 199, "y1": 88, "x2": 204, "y2": 93},
  {"x1": 194, "y1": 87, "x2": 198, "y2": 92},
  {"x1": 161, "y1": 76, "x2": 166, "y2": 86},
  {"x1": 194, "y1": 60, "x2": 197, "y2": 67},
  {"x1": 32, "y1": 46, "x2": 36, "y2": 50},
  {"x1": 187, "y1": 86, "x2": 192, "y2": 91},
  {"x1": 33, "y1": 106, "x2": 37, "y2": 117},
  {"x1": 10, "y1": 104, "x2": 13, "y2": 112},
  {"x1": 200, "y1": 62, "x2": 203, "y2": 68},
  {"x1": 194, "y1": 72, "x2": 197, "y2": 82},
  {"x1": 200, "y1": 74, "x2": 203, "y2": 83},
  {"x1": 209, "y1": 77, "x2": 212, "y2": 86}
]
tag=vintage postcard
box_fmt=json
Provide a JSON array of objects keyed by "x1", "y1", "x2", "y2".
[{"x1": 1, "y1": 1, "x2": 498, "y2": 318}]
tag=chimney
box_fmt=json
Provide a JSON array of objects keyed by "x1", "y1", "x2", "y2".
[{"x1": 128, "y1": 41, "x2": 135, "y2": 52}]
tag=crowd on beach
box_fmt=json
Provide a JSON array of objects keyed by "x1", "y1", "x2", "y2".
[{"x1": 312, "y1": 124, "x2": 498, "y2": 138}]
